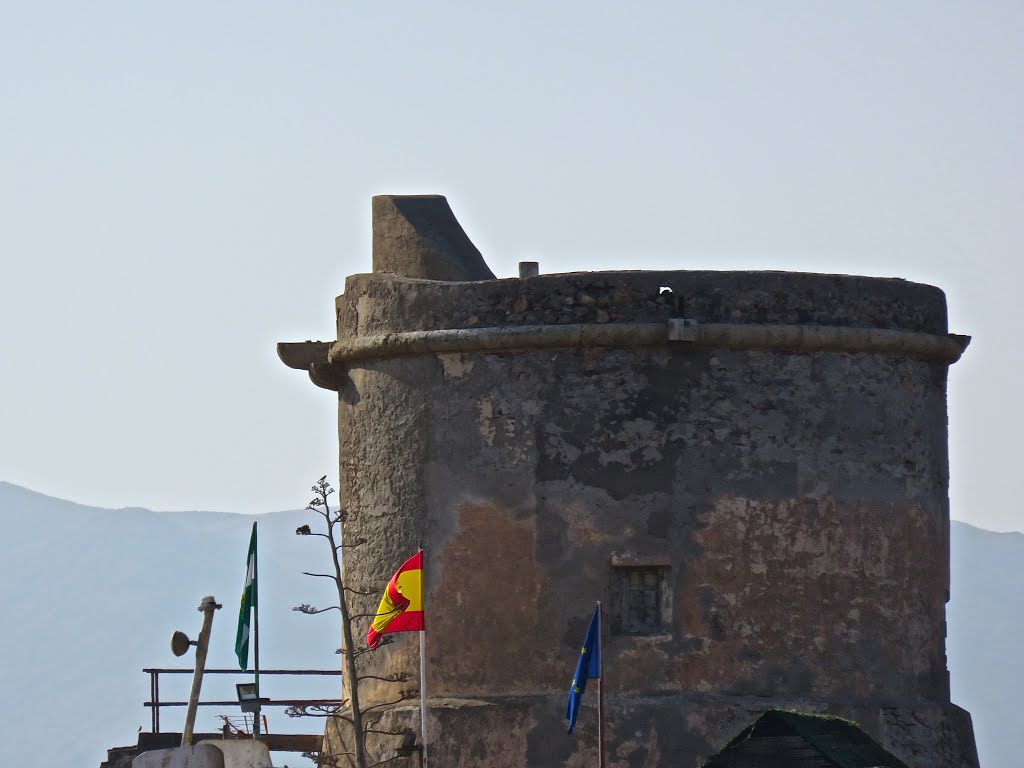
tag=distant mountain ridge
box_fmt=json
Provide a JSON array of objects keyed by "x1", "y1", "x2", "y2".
[
  {"x1": 0, "y1": 481, "x2": 337, "y2": 768},
  {"x1": 0, "y1": 482, "x2": 1017, "y2": 768},
  {"x1": 947, "y1": 518, "x2": 1024, "y2": 768}
]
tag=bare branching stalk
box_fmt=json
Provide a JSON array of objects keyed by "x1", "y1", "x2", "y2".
[{"x1": 295, "y1": 476, "x2": 417, "y2": 768}]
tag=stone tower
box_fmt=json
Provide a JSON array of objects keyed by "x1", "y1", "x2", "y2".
[{"x1": 278, "y1": 195, "x2": 979, "y2": 768}]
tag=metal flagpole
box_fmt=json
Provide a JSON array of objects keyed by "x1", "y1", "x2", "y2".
[
  {"x1": 419, "y1": 630, "x2": 428, "y2": 768},
  {"x1": 597, "y1": 600, "x2": 605, "y2": 768},
  {"x1": 253, "y1": 522, "x2": 261, "y2": 740},
  {"x1": 419, "y1": 548, "x2": 428, "y2": 768}
]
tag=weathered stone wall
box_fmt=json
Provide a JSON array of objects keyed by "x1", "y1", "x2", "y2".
[
  {"x1": 321, "y1": 269, "x2": 977, "y2": 767},
  {"x1": 335, "y1": 270, "x2": 948, "y2": 336},
  {"x1": 351, "y1": 695, "x2": 975, "y2": 768}
]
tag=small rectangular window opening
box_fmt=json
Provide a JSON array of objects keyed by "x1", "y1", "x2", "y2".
[{"x1": 617, "y1": 566, "x2": 665, "y2": 634}]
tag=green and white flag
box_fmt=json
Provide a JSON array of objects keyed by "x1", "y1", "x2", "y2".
[{"x1": 235, "y1": 522, "x2": 257, "y2": 670}]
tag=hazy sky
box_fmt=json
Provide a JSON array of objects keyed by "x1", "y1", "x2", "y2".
[{"x1": 2, "y1": 3, "x2": 1021, "y2": 531}]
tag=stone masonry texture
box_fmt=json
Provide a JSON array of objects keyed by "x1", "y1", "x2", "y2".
[{"x1": 281, "y1": 196, "x2": 979, "y2": 768}]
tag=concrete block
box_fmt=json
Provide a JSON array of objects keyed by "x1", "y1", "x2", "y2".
[
  {"x1": 199, "y1": 740, "x2": 273, "y2": 768},
  {"x1": 518, "y1": 261, "x2": 539, "y2": 278},
  {"x1": 132, "y1": 744, "x2": 225, "y2": 768}
]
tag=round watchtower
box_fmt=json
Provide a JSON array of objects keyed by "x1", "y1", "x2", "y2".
[{"x1": 278, "y1": 195, "x2": 979, "y2": 768}]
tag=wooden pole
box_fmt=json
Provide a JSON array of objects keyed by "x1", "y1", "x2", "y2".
[{"x1": 182, "y1": 595, "x2": 221, "y2": 747}]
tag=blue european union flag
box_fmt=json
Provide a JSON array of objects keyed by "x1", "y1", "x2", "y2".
[{"x1": 566, "y1": 603, "x2": 601, "y2": 734}]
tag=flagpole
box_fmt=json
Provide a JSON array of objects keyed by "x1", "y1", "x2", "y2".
[
  {"x1": 253, "y1": 521, "x2": 261, "y2": 740},
  {"x1": 597, "y1": 600, "x2": 605, "y2": 768},
  {"x1": 419, "y1": 548, "x2": 428, "y2": 768}
]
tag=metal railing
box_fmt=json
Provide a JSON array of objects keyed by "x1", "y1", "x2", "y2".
[{"x1": 144, "y1": 667, "x2": 343, "y2": 734}]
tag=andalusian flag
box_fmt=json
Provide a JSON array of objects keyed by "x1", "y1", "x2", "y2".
[
  {"x1": 235, "y1": 522, "x2": 257, "y2": 669},
  {"x1": 366, "y1": 551, "x2": 424, "y2": 650}
]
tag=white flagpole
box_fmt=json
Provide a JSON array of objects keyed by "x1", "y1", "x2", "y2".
[
  {"x1": 420, "y1": 630, "x2": 428, "y2": 768},
  {"x1": 597, "y1": 600, "x2": 604, "y2": 768},
  {"x1": 419, "y1": 549, "x2": 428, "y2": 768},
  {"x1": 253, "y1": 522, "x2": 261, "y2": 739}
]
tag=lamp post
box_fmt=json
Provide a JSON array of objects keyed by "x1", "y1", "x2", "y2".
[{"x1": 173, "y1": 595, "x2": 221, "y2": 747}]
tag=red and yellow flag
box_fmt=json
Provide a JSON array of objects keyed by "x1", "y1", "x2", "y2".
[{"x1": 366, "y1": 551, "x2": 424, "y2": 650}]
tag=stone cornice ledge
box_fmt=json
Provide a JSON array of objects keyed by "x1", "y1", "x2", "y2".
[
  {"x1": 279, "y1": 321, "x2": 969, "y2": 391},
  {"x1": 327, "y1": 321, "x2": 970, "y2": 366}
]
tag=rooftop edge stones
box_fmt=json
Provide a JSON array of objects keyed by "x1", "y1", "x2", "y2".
[{"x1": 277, "y1": 195, "x2": 969, "y2": 390}]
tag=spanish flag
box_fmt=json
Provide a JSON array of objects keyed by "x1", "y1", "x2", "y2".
[{"x1": 366, "y1": 551, "x2": 424, "y2": 650}]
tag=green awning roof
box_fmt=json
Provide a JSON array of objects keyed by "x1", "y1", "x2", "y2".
[{"x1": 702, "y1": 709, "x2": 909, "y2": 768}]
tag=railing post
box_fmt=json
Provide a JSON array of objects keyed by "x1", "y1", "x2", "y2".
[
  {"x1": 150, "y1": 670, "x2": 159, "y2": 733},
  {"x1": 142, "y1": 667, "x2": 344, "y2": 739}
]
